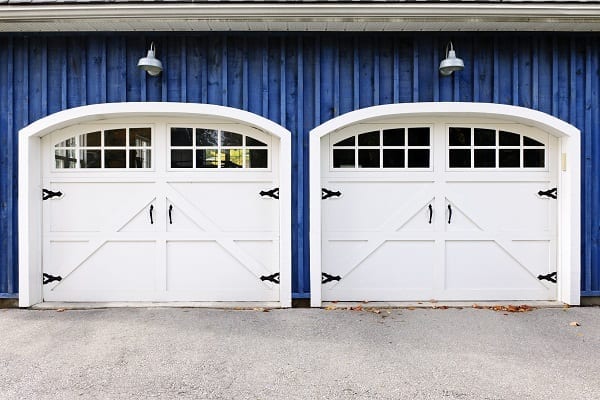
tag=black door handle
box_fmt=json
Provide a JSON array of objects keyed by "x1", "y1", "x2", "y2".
[
  {"x1": 428, "y1": 204, "x2": 433, "y2": 224},
  {"x1": 447, "y1": 204, "x2": 452, "y2": 224},
  {"x1": 168, "y1": 205, "x2": 173, "y2": 224},
  {"x1": 149, "y1": 205, "x2": 154, "y2": 224}
]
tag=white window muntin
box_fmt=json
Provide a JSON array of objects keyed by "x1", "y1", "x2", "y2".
[
  {"x1": 167, "y1": 123, "x2": 271, "y2": 171},
  {"x1": 329, "y1": 123, "x2": 434, "y2": 171}
]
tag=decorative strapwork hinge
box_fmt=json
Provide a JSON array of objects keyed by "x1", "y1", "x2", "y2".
[
  {"x1": 322, "y1": 272, "x2": 341, "y2": 284},
  {"x1": 43, "y1": 273, "x2": 62, "y2": 285},
  {"x1": 42, "y1": 188, "x2": 63, "y2": 200},
  {"x1": 322, "y1": 188, "x2": 341, "y2": 200},
  {"x1": 259, "y1": 188, "x2": 279, "y2": 199},
  {"x1": 537, "y1": 271, "x2": 557, "y2": 283},
  {"x1": 260, "y1": 272, "x2": 280, "y2": 284},
  {"x1": 538, "y1": 187, "x2": 557, "y2": 199}
]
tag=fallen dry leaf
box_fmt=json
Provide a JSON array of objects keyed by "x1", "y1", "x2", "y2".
[
  {"x1": 407, "y1": 307, "x2": 416, "y2": 311},
  {"x1": 324, "y1": 305, "x2": 337, "y2": 311},
  {"x1": 570, "y1": 321, "x2": 580, "y2": 326},
  {"x1": 56, "y1": 308, "x2": 65, "y2": 312},
  {"x1": 351, "y1": 305, "x2": 363, "y2": 311},
  {"x1": 363, "y1": 300, "x2": 369, "y2": 303}
]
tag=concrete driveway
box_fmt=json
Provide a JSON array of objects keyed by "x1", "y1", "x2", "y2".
[{"x1": 0, "y1": 305, "x2": 598, "y2": 399}]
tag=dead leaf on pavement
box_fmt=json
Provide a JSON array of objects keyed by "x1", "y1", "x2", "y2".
[
  {"x1": 56, "y1": 308, "x2": 65, "y2": 312},
  {"x1": 570, "y1": 321, "x2": 580, "y2": 326},
  {"x1": 324, "y1": 305, "x2": 337, "y2": 311},
  {"x1": 350, "y1": 305, "x2": 363, "y2": 311}
]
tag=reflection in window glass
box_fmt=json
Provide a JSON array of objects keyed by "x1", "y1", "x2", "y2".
[
  {"x1": 383, "y1": 129, "x2": 404, "y2": 146},
  {"x1": 80, "y1": 131, "x2": 101, "y2": 147},
  {"x1": 80, "y1": 150, "x2": 101, "y2": 168},
  {"x1": 105, "y1": 129, "x2": 126, "y2": 147},
  {"x1": 449, "y1": 149, "x2": 471, "y2": 168},
  {"x1": 104, "y1": 150, "x2": 126, "y2": 168},
  {"x1": 55, "y1": 149, "x2": 77, "y2": 168},
  {"x1": 499, "y1": 131, "x2": 520, "y2": 146},
  {"x1": 129, "y1": 149, "x2": 151, "y2": 168},
  {"x1": 407, "y1": 149, "x2": 429, "y2": 168},
  {"x1": 222, "y1": 149, "x2": 244, "y2": 168},
  {"x1": 246, "y1": 136, "x2": 267, "y2": 147},
  {"x1": 333, "y1": 149, "x2": 355, "y2": 168},
  {"x1": 55, "y1": 137, "x2": 76, "y2": 148},
  {"x1": 171, "y1": 128, "x2": 194, "y2": 146},
  {"x1": 196, "y1": 149, "x2": 219, "y2": 168},
  {"x1": 499, "y1": 149, "x2": 520, "y2": 167},
  {"x1": 171, "y1": 149, "x2": 193, "y2": 168},
  {"x1": 449, "y1": 127, "x2": 471, "y2": 146},
  {"x1": 221, "y1": 131, "x2": 243, "y2": 146},
  {"x1": 358, "y1": 149, "x2": 380, "y2": 168},
  {"x1": 474, "y1": 149, "x2": 495, "y2": 168},
  {"x1": 408, "y1": 128, "x2": 430, "y2": 146},
  {"x1": 130, "y1": 128, "x2": 151, "y2": 147},
  {"x1": 196, "y1": 129, "x2": 218, "y2": 147},
  {"x1": 334, "y1": 136, "x2": 355, "y2": 147},
  {"x1": 358, "y1": 131, "x2": 380, "y2": 146},
  {"x1": 474, "y1": 128, "x2": 495, "y2": 146},
  {"x1": 246, "y1": 149, "x2": 268, "y2": 168},
  {"x1": 383, "y1": 149, "x2": 404, "y2": 168},
  {"x1": 524, "y1": 149, "x2": 545, "y2": 168},
  {"x1": 523, "y1": 136, "x2": 544, "y2": 146}
]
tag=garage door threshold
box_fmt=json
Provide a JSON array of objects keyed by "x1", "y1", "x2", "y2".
[
  {"x1": 321, "y1": 301, "x2": 566, "y2": 309},
  {"x1": 31, "y1": 301, "x2": 284, "y2": 310}
]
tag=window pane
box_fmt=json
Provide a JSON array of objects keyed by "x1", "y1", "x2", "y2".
[
  {"x1": 246, "y1": 149, "x2": 268, "y2": 168},
  {"x1": 79, "y1": 150, "x2": 101, "y2": 168},
  {"x1": 407, "y1": 149, "x2": 429, "y2": 168},
  {"x1": 499, "y1": 149, "x2": 520, "y2": 167},
  {"x1": 129, "y1": 149, "x2": 151, "y2": 168},
  {"x1": 474, "y1": 128, "x2": 495, "y2": 146},
  {"x1": 408, "y1": 128, "x2": 430, "y2": 146},
  {"x1": 104, "y1": 150, "x2": 126, "y2": 168},
  {"x1": 383, "y1": 149, "x2": 404, "y2": 168},
  {"x1": 55, "y1": 149, "x2": 77, "y2": 168},
  {"x1": 196, "y1": 149, "x2": 219, "y2": 168},
  {"x1": 474, "y1": 149, "x2": 496, "y2": 168},
  {"x1": 499, "y1": 131, "x2": 520, "y2": 146},
  {"x1": 221, "y1": 131, "x2": 243, "y2": 146},
  {"x1": 382, "y1": 129, "x2": 404, "y2": 146},
  {"x1": 449, "y1": 127, "x2": 471, "y2": 146},
  {"x1": 171, "y1": 150, "x2": 193, "y2": 168},
  {"x1": 104, "y1": 129, "x2": 126, "y2": 147},
  {"x1": 449, "y1": 149, "x2": 471, "y2": 168},
  {"x1": 79, "y1": 131, "x2": 100, "y2": 147},
  {"x1": 222, "y1": 149, "x2": 244, "y2": 168},
  {"x1": 246, "y1": 136, "x2": 267, "y2": 147},
  {"x1": 196, "y1": 129, "x2": 218, "y2": 147},
  {"x1": 55, "y1": 137, "x2": 76, "y2": 148},
  {"x1": 333, "y1": 149, "x2": 355, "y2": 168},
  {"x1": 130, "y1": 128, "x2": 151, "y2": 147},
  {"x1": 358, "y1": 149, "x2": 380, "y2": 168},
  {"x1": 333, "y1": 136, "x2": 355, "y2": 147},
  {"x1": 171, "y1": 128, "x2": 193, "y2": 146},
  {"x1": 524, "y1": 149, "x2": 545, "y2": 168},
  {"x1": 523, "y1": 136, "x2": 544, "y2": 146},
  {"x1": 358, "y1": 131, "x2": 380, "y2": 146}
]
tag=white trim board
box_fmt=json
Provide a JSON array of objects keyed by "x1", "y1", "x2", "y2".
[
  {"x1": 309, "y1": 102, "x2": 581, "y2": 306},
  {"x1": 19, "y1": 102, "x2": 292, "y2": 308}
]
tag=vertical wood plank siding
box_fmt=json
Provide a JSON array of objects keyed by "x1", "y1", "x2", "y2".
[{"x1": 1, "y1": 33, "x2": 599, "y2": 298}]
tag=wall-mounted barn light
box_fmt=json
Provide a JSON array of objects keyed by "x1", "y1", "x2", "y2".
[
  {"x1": 137, "y1": 42, "x2": 163, "y2": 76},
  {"x1": 439, "y1": 42, "x2": 464, "y2": 76}
]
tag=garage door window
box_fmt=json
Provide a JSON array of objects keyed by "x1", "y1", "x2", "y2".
[
  {"x1": 332, "y1": 127, "x2": 431, "y2": 169},
  {"x1": 170, "y1": 127, "x2": 268, "y2": 169},
  {"x1": 54, "y1": 127, "x2": 152, "y2": 169},
  {"x1": 448, "y1": 127, "x2": 545, "y2": 169}
]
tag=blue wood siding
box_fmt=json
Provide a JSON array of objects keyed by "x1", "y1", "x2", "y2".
[{"x1": 1, "y1": 33, "x2": 599, "y2": 298}]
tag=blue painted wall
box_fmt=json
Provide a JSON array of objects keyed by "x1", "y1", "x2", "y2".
[{"x1": 1, "y1": 33, "x2": 599, "y2": 298}]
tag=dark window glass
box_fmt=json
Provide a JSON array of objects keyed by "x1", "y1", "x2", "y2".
[
  {"x1": 196, "y1": 129, "x2": 218, "y2": 147},
  {"x1": 358, "y1": 149, "x2": 380, "y2": 168},
  {"x1": 474, "y1": 128, "x2": 496, "y2": 146},
  {"x1": 407, "y1": 149, "x2": 430, "y2": 168},
  {"x1": 333, "y1": 136, "x2": 355, "y2": 147},
  {"x1": 449, "y1": 149, "x2": 471, "y2": 168},
  {"x1": 499, "y1": 131, "x2": 520, "y2": 146},
  {"x1": 383, "y1": 129, "x2": 404, "y2": 146},
  {"x1": 358, "y1": 131, "x2": 380, "y2": 146},
  {"x1": 333, "y1": 149, "x2": 355, "y2": 168},
  {"x1": 383, "y1": 149, "x2": 405, "y2": 168},
  {"x1": 523, "y1": 136, "x2": 544, "y2": 146},
  {"x1": 55, "y1": 149, "x2": 77, "y2": 168},
  {"x1": 79, "y1": 150, "x2": 101, "y2": 168},
  {"x1": 195, "y1": 149, "x2": 219, "y2": 168},
  {"x1": 449, "y1": 127, "x2": 471, "y2": 146},
  {"x1": 221, "y1": 131, "x2": 243, "y2": 146},
  {"x1": 104, "y1": 129, "x2": 126, "y2": 147},
  {"x1": 129, "y1": 149, "x2": 151, "y2": 168},
  {"x1": 499, "y1": 149, "x2": 520, "y2": 167},
  {"x1": 104, "y1": 150, "x2": 126, "y2": 168},
  {"x1": 57, "y1": 137, "x2": 76, "y2": 148},
  {"x1": 171, "y1": 128, "x2": 193, "y2": 146},
  {"x1": 80, "y1": 131, "x2": 101, "y2": 147},
  {"x1": 408, "y1": 128, "x2": 430, "y2": 146},
  {"x1": 524, "y1": 149, "x2": 545, "y2": 168},
  {"x1": 130, "y1": 128, "x2": 151, "y2": 147},
  {"x1": 221, "y1": 149, "x2": 243, "y2": 168},
  {"x1": 247, "y1": 149, "x2": 268, "y2": 168},
  {"x1": 246, "y1": 136, "x2": 267, "y2": 147},
  {"x1": 474, "y1": 149, "x2": 496, "y2": 168},
  {"x1": 171, "y1": 149, "x2": 193, "y2": 168}
]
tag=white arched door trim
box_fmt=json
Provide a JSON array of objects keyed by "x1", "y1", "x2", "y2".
[
  {"x1": 309, "y1": 102, "x2": 580, "y2": 306},
  {"x1": 19, "y1": 102, "x2": 292, "y2": 307}
]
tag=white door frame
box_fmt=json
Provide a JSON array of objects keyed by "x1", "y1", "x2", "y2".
[
  {"x1": 19, "y1": 102, "x2": 292, "y2": 307},
  {"x1": 309, "y1": 102, "x2": 581, "y2": 306}
]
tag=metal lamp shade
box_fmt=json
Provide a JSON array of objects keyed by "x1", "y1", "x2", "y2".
[
  {"x1": 138, "y1": 44, "x2": 163, "y2": 76},
  {"x1": 439, "y1": 48, "x2": 464, "y2": 76}
]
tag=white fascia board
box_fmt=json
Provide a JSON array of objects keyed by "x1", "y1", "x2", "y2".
[{"x1": 3, "y1": 4, "x2": 600, "y2": 32}]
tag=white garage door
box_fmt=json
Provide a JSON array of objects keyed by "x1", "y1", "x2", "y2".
[
  {"x1": 320, "y1": 122, "x2": 558, "y2": 301},
  {"x1": 41, "y1": 122, "x2": 281, "y2": 302}
]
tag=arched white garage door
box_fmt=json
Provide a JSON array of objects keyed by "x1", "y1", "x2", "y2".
[
  {"x1": 19, "y1": 103, "x2": 291, "y2": 307},
  {"x1": 310, "y1": 103, "x2": 580, "y2": 306}
]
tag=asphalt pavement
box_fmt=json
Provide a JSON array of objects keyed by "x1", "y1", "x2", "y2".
[{"x1": 0, "y1": 305, "x2": 598, "y2": 399}]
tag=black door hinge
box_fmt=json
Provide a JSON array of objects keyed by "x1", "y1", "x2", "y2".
[
  {"x1": 538, "y1": 187, "x2": 557, "y2": 199},
  {"x1": 322, "y1": 188, "x2": 341, "y2": 200},
  {"x1": 43, "y1": 273, "x2": 63, "y2": 285},
  {"x1": 260, "y1": 272, "x2": 280, "y2": 284},
  {"x1": 537, "y1": 271, "x2": 557, "y2": 283},
  {"x1": 260, "y1": 188, "x2": 279, "y2": 199},
  {"x1": 322, "y1": 272, "x2": 341, "y2": 284},
  {"x1": 42, "y1": 188, "x2": 63, "y2": 200}
]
